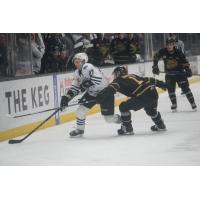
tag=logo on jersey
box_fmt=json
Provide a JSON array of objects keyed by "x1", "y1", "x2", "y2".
[{"x1": 89, "y1": 69, "x2": 94, "y2": 77}]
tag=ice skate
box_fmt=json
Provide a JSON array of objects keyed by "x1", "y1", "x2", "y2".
[
  {"x1": 171, "y1": 104, "x2": 177, "y2": 112},
  {"x1": 191, "y1": 103, "x2": 197, "y2": 111},
  {"x1": 151, "y1": 120, "x2": 166, "y2": 132},
  {"x1": 117, "y1": 124, "x2": 134, "y2": 136},
  {"x1": 69, "y1": 129, "x2": 84, "y2": 137}
]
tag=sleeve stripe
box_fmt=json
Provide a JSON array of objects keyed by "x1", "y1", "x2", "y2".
[
  {"x1": 71, "y1": 85, "x2": 80, "y2": 89},
  {"x1": 91, "y1": 78, "x2": 102, "y2": 84},
  {"x1": 91, "y1": 78, "x2": 102, "y2": 82},
  {"x1": 91, "y1": 76, "x2": 102, "y2": 80},
  {"x1": 71, "y1": 85, "x2": 80, "y2": 90},
  {"x1": 71, "y1": 87, "x2": 80, "y2": 93},
  {"x1": 91, "y1": 79, "x2": 102, "y2": 84},
  {"x1": 91, "y1": 81, "x2": 101, "y2": 85}
]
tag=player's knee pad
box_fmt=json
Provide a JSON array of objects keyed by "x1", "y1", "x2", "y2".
[
  {"x1": 119, "y1": 102, "x2": 129, "y2": 112},
  {"x1": 76, "y1": 105, "x2": 90, "y2": 119}
]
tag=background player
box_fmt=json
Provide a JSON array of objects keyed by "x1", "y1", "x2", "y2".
[
  {"x1": 152, "y1": 38, "x2": 197, "y2": 112},
  {"x1": 60, "y1": 52, "x2": 121, "y2": 137}
]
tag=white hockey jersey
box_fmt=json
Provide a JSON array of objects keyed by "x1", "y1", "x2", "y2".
[{"x1": 70, "y1": 63, "x2": 108, "y2": 97}]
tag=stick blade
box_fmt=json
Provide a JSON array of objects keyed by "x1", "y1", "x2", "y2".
[{"x1": 8, "y1": 139, "x2": 22, "y2": 144}]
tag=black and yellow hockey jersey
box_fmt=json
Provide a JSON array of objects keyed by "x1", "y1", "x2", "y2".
[
  {"x1": 109, "y1": 74, "x2": 166, "y2": 98},
  {"x1": 153, "y1": 48, "x2": 190, "y2": 73}
]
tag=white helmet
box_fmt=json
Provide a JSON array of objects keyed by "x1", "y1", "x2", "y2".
[{"x1": 72, "y1": 52, "x2": 88, "y2": 64}]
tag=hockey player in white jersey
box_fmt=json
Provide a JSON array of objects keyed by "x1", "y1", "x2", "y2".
[{"x1": 60, "y1": 52, "x2": 121, "y2": 137}]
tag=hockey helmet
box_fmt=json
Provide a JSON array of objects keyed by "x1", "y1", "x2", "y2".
[
  {"x1": 112, "y1": 65, "x2": 128, "y2": 79},
  {"x1": 72, "y1": 52, "x2": 88, "y2": 64},
  {"x1": 166, "y1": 37, "x2": 175, "y2": 45}
]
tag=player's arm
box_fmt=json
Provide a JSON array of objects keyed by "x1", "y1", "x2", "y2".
[
  {"x1": 101, "y1": 80, "x2": 121, "y2": 96},
  {"x1": 60, "y1": 75, "x2": 81, "y2": 109},
  {"x1": 143, "y1": 77, "x2": 167, "y2": 90},
  {"x1": 179, "y1": 52, "x2": 192, "y2": 77},
  {"x1": 152, "y1": 49, "x2": 163, "y2": 75}
]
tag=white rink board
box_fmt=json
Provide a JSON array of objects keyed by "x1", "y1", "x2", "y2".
[{"x1": 0, "y1": 76, "x2": 55, "y2": 131}]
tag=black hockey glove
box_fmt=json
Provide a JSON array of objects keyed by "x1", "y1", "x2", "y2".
[
  {"x1": 60, "y1": 95, "x2": 70, "y2": 111},
  {"x1": 185, "y1": 68, "x2": 192, "y2": 77},
  {"x1": 152, "y1": 65, "x2": 160, "y2": 75},
  {"x1": 80, "y1": 79, "x2": 94, "y2": 90}
]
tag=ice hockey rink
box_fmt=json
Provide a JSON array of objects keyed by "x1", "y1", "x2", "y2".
[{"x1": 0, "y1": 82, "x2": 200, "y2": 166}]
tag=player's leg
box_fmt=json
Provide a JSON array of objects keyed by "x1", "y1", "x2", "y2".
[
  {"x1": 97, "y1": 89, "x2": 121, "y2": 124},
  {"x1": 177, "y1": 82, "x2": 185, "y2": 95},
  {"x1": 177, "y1": 76, "x2": 197, "y2": 111},
  {"x1": 118, "y1": 101, "x2": 134, "y2": 135},
  {"x1": 118, "y1": 89, "x2": 160, "y2": 135},
  {"x1": 69, "y1": 93, "x2": 96, "y2": 137},
  {"x1": 166, "y1": 75, "x2": 177, "y2": 112},
  {"x1": 118, "y1": 97, "x2": 145, "y2": 135},
  {"x1": 144, "y1": 104, "x2": 166, "y2": 131}
]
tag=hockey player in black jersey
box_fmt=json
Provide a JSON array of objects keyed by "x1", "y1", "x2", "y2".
[
  {"x1": 99, "y1": 65, "x2": 167, "y2": 135},
  {"x1": 152, "y1": 38, "x2": 197, "y2": 112}
]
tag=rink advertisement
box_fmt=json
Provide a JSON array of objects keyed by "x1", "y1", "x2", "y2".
[{"x1": 0, "y1": 76, "x2": 55, "y2": 140}]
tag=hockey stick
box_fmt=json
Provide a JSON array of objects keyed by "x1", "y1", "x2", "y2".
[
  {"x1": 8, "y1": 108, "x2": 60, "y2": 144},
  {"x1": 8, "y1": 100, "x2": 95, "y2": 144}
]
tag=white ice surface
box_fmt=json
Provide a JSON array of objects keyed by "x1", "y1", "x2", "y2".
[{"x1": 0, "y1": 82, "x2": 200, "y2": 165}]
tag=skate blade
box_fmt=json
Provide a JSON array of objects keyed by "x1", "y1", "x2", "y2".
[
  {"x1": 157, "y1": 128, "x2": 167, "y2": 132},
  {"x1": 171, "y1": 109, "x2": 177, "y2": 113},
  {"x1": 70, "y1": 134, "x2": 84, "y2": 138},
  {"x1": 151, "y1": 127, "x2": 167, "y2": 132},
  {"x1": 118, "y1": 132, "x2": 135, "y2": 136}
]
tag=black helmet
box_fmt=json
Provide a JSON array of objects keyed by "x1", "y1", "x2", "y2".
[
  {"x1": 112, "y1": 65, "x2": 128, "y2": 78},
  {"x1": 166, "y1": 37, "x2": 175, "y2": 45}
]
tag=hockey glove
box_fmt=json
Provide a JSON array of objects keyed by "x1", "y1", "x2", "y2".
[
  {"x1": 80, "y1": 79, "x2": 94, "y2": 90},
  {"x1": 185, "y1": 68, "x2": 192, "y2": 77},
  {"x1": 60, "y1": 95, "x2": 70, "y2": 111},
  {"x1": 152, "y1": 65, "x2": 160, "y2": 75}
]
